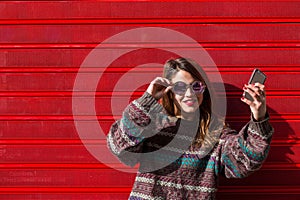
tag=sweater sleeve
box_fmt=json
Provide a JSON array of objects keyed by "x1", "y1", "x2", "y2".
[
  {"x1": 107, "y1": 92, "x2": 175, "y2": 167},
  {"x1": 219, "y1": 114, "x2": 274, "y2": 178}
]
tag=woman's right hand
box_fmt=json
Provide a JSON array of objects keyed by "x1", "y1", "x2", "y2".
[{"x1": 146, "y1": 77, "x2": 172, "y2": 100}]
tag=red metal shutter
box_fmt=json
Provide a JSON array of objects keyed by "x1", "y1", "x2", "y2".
[{"x1": 0, "y1": 1, "x2": 299, "y2": 199}]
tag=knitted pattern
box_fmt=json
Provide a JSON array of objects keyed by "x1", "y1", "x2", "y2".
[{"x1": 107, "y1": 92, "x2": 274, "y2": 200}]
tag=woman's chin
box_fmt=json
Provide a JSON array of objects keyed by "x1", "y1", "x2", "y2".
[
  {"x1": 180, "y1": 107, "x2": 199, "y2": 119},
  {"x1": 182, "y1": 105, "x2": 198, "y2": 113}
]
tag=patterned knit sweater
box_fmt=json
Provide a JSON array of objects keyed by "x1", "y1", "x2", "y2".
[{"x1": 107, "y1": 92, "x2": 274, "y2": 200}]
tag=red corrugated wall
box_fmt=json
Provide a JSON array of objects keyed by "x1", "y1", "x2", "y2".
[{"x1": 0, "y1": 0, "x2": 299, "y2": 199}]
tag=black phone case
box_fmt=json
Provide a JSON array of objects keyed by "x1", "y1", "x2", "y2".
[{"x1": 243, "y1": 69, "x2": 267, "y2": 101}]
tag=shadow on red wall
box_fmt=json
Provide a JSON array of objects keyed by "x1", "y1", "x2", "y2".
[{"x1": 217, "y1": 83, "x2": 298, "y2": 199}]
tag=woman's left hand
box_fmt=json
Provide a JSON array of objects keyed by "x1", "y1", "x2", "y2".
[{"x1": 241, "y1": 83, "x2": 267, "y2": 121}]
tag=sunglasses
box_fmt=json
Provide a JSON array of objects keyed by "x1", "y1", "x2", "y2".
[{"x1": 172, "y1": 81, "x2": 206, "y2": 95}]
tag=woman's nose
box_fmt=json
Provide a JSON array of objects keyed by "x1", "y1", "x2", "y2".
[{"x1": 185, "y1": 87, "x2": 194, "y2": 97}]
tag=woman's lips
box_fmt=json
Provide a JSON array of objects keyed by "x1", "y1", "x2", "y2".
[{"x1": 183, "y1": 99, "x2": 196, "y2": 106}]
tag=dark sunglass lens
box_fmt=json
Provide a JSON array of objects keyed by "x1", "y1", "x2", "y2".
[
  {"x1": 174, "y1": 82, "x2": 187, "y2": 94},
  {"x1": 192, "y1": 82, "x2": 204, "y2": 93}
]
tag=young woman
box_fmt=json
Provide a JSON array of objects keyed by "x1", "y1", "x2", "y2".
[{"x1": 107, "y1": 58, "x2": 274, "y2": 200}]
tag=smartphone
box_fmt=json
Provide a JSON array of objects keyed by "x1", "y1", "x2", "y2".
[{"x1": 243, "y1": 69, "x2": 267, "y2": 101}]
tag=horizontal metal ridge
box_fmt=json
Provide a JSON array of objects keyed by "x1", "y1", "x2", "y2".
[
  {"x1": 218, "y1": 185, "x2": 300, "y2": 194},
  {"x1": 1, "y1": 66, "x2": 300, "y2": 73},
  {"x1": 0, "y1": 139, "x2": 299, "y2": 146},
  {"x1": 0, "y1": 163, "x2": 299, "y2": 170},
  {"x1": 1, "y1": 18, "x2": 299, "y2": 25},
  {"x1": 0, "y1": 90, "x2": 300, "y2": 97},
  {"x1": 0, "y1": 185, "x2": 299, "y2": 194},
  {"x1": 0, "y1": 139, "x2": 106, "y2": 145},
  {"x1": 0, "y1": 186, "x2": 131, "y2": 193},
  {"x1": 0, "y1": 114, "x2": 299, "y2": 121},
  {"x1": 0, "y1": 42, "x2": 299, "y2": 49}
]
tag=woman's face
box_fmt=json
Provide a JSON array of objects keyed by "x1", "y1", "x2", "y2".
[{"x1": 171, "y1": 70, "x2": 204, "y2": 120}]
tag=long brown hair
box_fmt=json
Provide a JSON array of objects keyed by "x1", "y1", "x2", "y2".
[{"x1": 162, "y1": 58, "x2": 212, "y2": 147}]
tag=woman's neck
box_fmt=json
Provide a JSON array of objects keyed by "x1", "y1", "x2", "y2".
[{"x1": 176, "y1": 112, "x2": 196, "y2": 121}]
